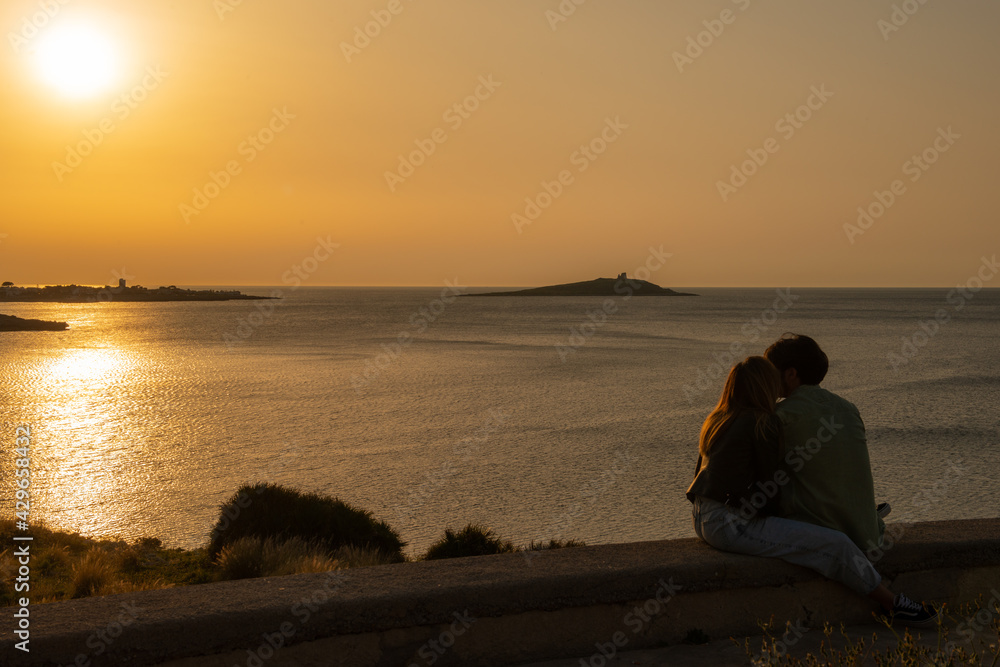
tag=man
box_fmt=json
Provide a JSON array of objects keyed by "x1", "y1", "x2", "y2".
[{"x1": 764, "y1": 333, "x2": 885, "y2": 553}]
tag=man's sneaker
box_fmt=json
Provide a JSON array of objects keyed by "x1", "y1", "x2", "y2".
[
  {"x1": 877, "y1": 502, "x2": 891, "y2": 519},
  {"x1": 885, "y1": 593, "x2": 939, "y2": 627}
]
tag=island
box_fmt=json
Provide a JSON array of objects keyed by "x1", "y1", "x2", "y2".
[
  {"x1": 464, "y1": 273, "x2": 697, "y2": 297},
  {"x1": 0, "y1": 279, "x2": 277, "y2": 303},
  {"x1": 0, "y1": 313, "x2": 69, "y2": 332}
]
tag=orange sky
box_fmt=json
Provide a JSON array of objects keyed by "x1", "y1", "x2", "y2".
[{"x1": 1, "y1": 0, "x2": 997, "y2": 287}]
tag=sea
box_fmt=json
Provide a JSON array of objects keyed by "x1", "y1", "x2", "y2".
[{"x1": 1, "y1": 287, "x2": 998, "y2": 556}]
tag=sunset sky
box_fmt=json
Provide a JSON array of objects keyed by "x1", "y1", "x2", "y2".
[{"x1": 1, "y1": 0, "x2": 997, "y2": 287}]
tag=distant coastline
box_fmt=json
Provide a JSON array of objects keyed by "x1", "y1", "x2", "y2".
[
  {"x1": 0, "y1": 281, "x2": 277, "y2": 303},
  {"x1": 0, "y1": 313, "x2": 69, "y2": 332},
  {"x1": 465, "y1": 274, "x2": 698, "y2": 297}
]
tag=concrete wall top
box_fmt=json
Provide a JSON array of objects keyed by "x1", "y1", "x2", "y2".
[{"x1": 4, "y1": 518, "x2": 999, "y2": 666}]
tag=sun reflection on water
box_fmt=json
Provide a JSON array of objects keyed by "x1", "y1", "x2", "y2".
[
  {"x1": 29, "y1": 344, "x2": 146, "y2": 540},
  {"x1": 47, "y1": 347, "x2": 129, "y2": 386}
]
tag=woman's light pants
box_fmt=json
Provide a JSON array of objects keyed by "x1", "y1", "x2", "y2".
[{"x1": 691, "y1": 495, "x2": 882, "y2": 596}]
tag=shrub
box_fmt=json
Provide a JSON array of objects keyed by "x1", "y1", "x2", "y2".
[
  {"x1": 424, "y1": 524, "x2": 516, "y2": 560},
  {"x1": 208, "y1": 483, "x2": 405, "y2": 562}
]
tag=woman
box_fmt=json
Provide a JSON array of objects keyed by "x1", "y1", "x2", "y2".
[{"x1": 686, "y1": 356, "x2": 937, "y2": 626}]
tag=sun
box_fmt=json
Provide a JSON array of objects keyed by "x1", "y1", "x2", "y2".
[{"x1": 33, "y1": 21, "x2": 121, "y2": 99}]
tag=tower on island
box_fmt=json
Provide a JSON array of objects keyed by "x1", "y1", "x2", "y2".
[{"x1": 118, "y1": 278, "x2": 126, "y2": 289}]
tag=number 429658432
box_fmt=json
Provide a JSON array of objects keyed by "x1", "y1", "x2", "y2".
[{"x1": 15, "y1": 425, "x2": 31, "y2": 522}]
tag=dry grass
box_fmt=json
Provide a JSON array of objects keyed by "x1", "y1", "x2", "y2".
[
  {"x1": 738, "y1": 597, "x2": 1000, "y2": 666},
  {"x1": 0, "y1": 520, "x2": 212, "y2": 606},
  {"x1": 215, "y1": 536, "x2": 340, "y2": 580},
  {"x1": 70, "y1": 548, "x2": 116, "y2": 598},
  {"x1": 1, "y1": 512, "x2": 405, "y2": 607},
  {"x1": 331, "y1": 544, "x2": 401, "y2": 569}
]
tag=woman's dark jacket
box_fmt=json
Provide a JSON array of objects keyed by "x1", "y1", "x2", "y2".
[{"x1": 685, "y1": 410, "x2": 785, "y2": 515}]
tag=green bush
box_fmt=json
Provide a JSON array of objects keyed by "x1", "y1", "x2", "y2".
[
  {"x1": 424, "y1": 524, "x2": 516, "y2": 560},
  {"x1": 208, "y1": 483, "x2": 405, "y2": 562}
]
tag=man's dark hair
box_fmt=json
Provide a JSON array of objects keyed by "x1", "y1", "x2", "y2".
[{"x1": 764, "y1": 333, "x2": 829, "y2": 385}]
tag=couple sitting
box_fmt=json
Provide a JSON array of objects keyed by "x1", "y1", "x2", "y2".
[{"x1": 686, "y1": 333, "x2": 938, "y2": 625}]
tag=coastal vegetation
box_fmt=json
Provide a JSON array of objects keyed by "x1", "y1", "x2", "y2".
[
  {"x1": 739, "y1": 601, "x2": 1000, "y2": 665},
  {"x1": 0, "y1": 521, "x2": 211, "y2": 605},
  {"x1": 0, "y1": 483, "x2": 581, "y2": 606},
  {"x1": 2, "y1": 491, "x2": 996, "y2": 665},
  {"x1": 423, "y1": 524, "x2": 585, "y2": 560},
  {"x1": 207, "y1": 482, "x2": 406, "y2": 562},
  {"x1": 424, "y1": 524, "x2": 517, "y2": 559}
]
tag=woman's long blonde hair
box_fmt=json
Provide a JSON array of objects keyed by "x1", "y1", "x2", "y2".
[{"x1": 698, "y1": 356, "x2": 781, "y2": 456}]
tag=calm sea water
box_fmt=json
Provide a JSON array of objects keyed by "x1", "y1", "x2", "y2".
[{"x1": 1, "y1": 287, "x2": 998, "y2": 555}]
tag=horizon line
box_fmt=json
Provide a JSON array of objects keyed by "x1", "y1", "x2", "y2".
[{"x1": 9, "y1": 284, "x2": 997, "y2": 290}]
